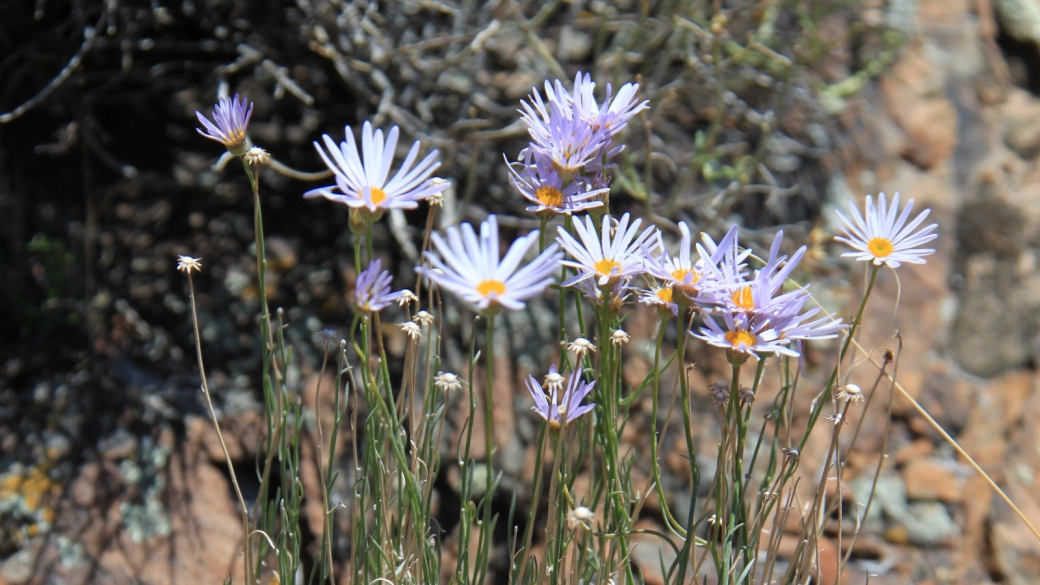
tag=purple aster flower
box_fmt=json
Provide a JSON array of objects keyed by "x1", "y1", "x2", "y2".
[
  {"x1": 772, "y1": 298, "x2": 846, "y2": 343},
  {"x1": 418, "y1": 215, "x2": 563, "y2": 314},
  {"x1": 695, "y1": 309, "x2": 798, "y2": 359},
  {"x1": 835, "y1": 192, "x2": 938, "y2": 268},
  {"x1": 305, "y1": 122, "x2": 448, "y2": 216},
  {"x1": 575, "y1": 276, "x2": 634, "y2": 312},
  {"x1": 707, "y1": 230, "x2": 810, "y2": 316},
  {"x1": 567, "y1": 72, "x2": 649, "y2": 136},
  {"x1": 638, "y1": 286, "x2": 679, "y2": 317},
  {"x1": 196, "y1": 94, "x2": 253, "y2": 152},
  {"x1": 354, "y1": 258, "x2": 405, "y2": 312},
  {"x1": 506, "y1": 150, "x2": 607, "y2": 218},
  {"x1": 519, "y1": 96, "x2": 614, "y2": 179},
  {"x1": 643, "y1": 222, "x2": 741, "y2": 303},
  {"x1": 525, "y1": 369, "x2": 595, "y2": 430},
  {"x1": 693, "y1": 229, "x2": 846, "y2": 359},
  {"x1": 556, "y1": 212, "x2": 659, "y2": 289}
]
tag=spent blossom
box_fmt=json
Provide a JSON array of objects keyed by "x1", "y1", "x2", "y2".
[
  {"x1": 835, "y1": 192, "x2": 938, "y2": 268},
  {"x1": 196, "y1": 94, "x2": 253, "y2": 153},
  {"x1": 314, "y1": 329, "x2": 341, "y2": 351},
  {"x1": 610, "y1": 329, "x2": 630, "y2": 345},
  {"x1": 543, "y1": 365, "x2": 565, "y2": 392},
  {"x1": 176, "y1": 255, "x2": 202, "y2": 274},
  {"x1": 399, "y1": 321, "x2": 422, "y2": 341},
  {"x1": 413, "y1": 311, "x2": 434, "y2": 327},
  {"x1": 567, "y1": 338, "x2": 597, "y2": 359},
  {"x1": 419, "y1": 215, "x2": 562, "y2": 314},
  {"x1": 434, "y1": 371, "x2": 462, "y2": 392},
  {"x1": 525, "y1": 369, "x2": 595, "y2": 430},
  {"x1": 837, "y1": 384, "x2": 864, "y2": 404}
]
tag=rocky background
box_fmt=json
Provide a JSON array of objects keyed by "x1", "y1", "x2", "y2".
[{"x1": 4, "y1": 0, "x2": 1040, "y2": 583}]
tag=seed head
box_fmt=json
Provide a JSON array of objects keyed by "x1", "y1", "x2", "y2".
[
  {"x1": 837, "y1": 384, "x2": 864, "y2": 404},
  {"x1": 396, "y1": 289, "x2": 419, "y2": 307},
  {"x1": 413, "y1": 310, "x2": 434, "y2": 327},
  {"x1": 244, "y1": 146, "x2": 271, "y2": 166},
  {"x1": 177, "y1": 256, "x2": 202, "y2": 274},
  {"x1": 610, "y1": 329, "x2": 630, "y2": 346},
  {"x1": 567, "y1": 337, "x2": 597, "y2": 359},
  {"x1": 399, "y1": 321, "x2": 422, "y2": 341},
  {"x1": 738, "y1": 386, "x2": 756, "y2": 405},
  {"x1": 314, "y1": 329, "x2": 341, "y2": 351},
  {"x1": 566, "y1": 506, "x2": 594, "y2": 530},
  {"x1": 434, "y1": 371, "x2": 461, "y2": 392},
  {"x1": 543, "y1": 365, "x2": 565, "y2": 392},
  {"x1": 708, "y1": 380, "x2": 729, "y2": 408}
]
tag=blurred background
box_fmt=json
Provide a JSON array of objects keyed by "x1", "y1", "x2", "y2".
[{"x1": 2, "y1": 0, "x2": 1040, "y2": 583}]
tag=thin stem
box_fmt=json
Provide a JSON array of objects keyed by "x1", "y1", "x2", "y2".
[{"x1": 186, "y1": 271, "x2": 252, "y2": 585}]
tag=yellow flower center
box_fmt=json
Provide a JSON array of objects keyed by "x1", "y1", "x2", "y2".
[
  {"x1": 656, "y1": 288, "x2": 674, "y2": 304},
  {"x1": 226, "y1": 129, "x2": 246, "y2": 147},
  {"x1": 536, "y1": 185, "x2": 564, "y2": 208},
  {"x1": 476, "y1": 279, "x2": 506, "y2": 298},
  {"x1": 725, "y1": 328, "x2": 757, "y2": 348},
  {"x1": 671, "y1": 267, "x2": 698, "y2": 284},
  {"x1": 867, "y1": 237, "x2": 893, "y2": 258},
  {"x1": 594, "y1": 258, "x2": 621, "y2": 276},
  {"x1": 368, "y1": 186, "x2": 387, "y2": 206},
  {"x1": 731, "y1": 286, "x2": 754, "y2": 310}
]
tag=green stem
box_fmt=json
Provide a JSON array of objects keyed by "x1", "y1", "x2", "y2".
[
  {"x1": 799, "y1": 264, "x2": 879, "y2": 452},
  {"x1": 649, "y1": 317, "x2": 684, "y2": 535}
]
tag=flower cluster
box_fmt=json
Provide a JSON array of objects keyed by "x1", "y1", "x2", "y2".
[
  {"x1": 509, "y1": 73, "x2": 648, "y2": 218},
  {"x1": 192, "y1": 82, "x2": 939, "y2": 375}
]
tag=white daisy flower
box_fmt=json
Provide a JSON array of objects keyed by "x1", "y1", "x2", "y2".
[
  {"x1": 556, "y1": 212, "x2": 659, "y2": 288},
  {"x1": 835, "y1": 192, "x2": 938, "y2": 268},
  {"x1": 419, "y1": 215, "x2": 562, "y2": 314},
  {"x1": 305, "y1": 121, "x2": 449, "y2": 215}
]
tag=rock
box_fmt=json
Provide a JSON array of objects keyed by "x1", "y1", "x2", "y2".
[
  {"x1": 902, "y1": 457, "x2": 963, "y2": 502},
  {"x1": 879, "y1": 44, "x2": 958, "y2": 169},
  {"x1": 894, "y1": 438, "x2": 935, "y2": 464},
  {"x1": 69, "y1": 462, "x2": 100, "y2": 507},
  {"x1": 901, "y1": 502, "x2": 960, "y2": 546},
  {"x1": 992, "y1": 519, "x2": 1040, "y2": 585},
  {"x1": 185, "y1": 410, "x2": 264, "y2": 464},
  {"x1": 949, "y1": 197, "x2": 1040, "y2": 378},
  {"x1": 0, "y1": 539, "x2": 40, "y2": 584},
  {"x1": 98, "y1": 428, "x2": 136, "y2": 461},
  {"x1": 629, "y1": 520, "x2": 676, "y2": 585},
  {"x1": 556, "y1": 26, "x2": 592, "y2": 62},
  {"x1": 264, "y1": 236, "x2": 297, "y2": 272},
  {"x1": 1002, "y1": 89, "x2": 1040, "y2": 158}
]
